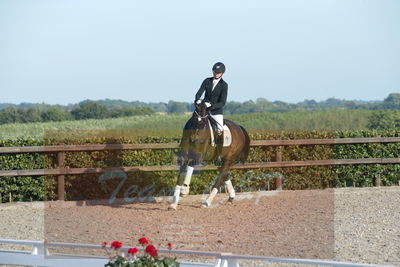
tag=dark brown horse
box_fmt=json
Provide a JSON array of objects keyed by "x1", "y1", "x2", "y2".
[{"x1": 169, "y1": 102, "x2": 250, "y2": 210}]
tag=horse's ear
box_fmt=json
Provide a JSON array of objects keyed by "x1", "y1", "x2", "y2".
[{"x1": 195, "y1": 103, "x2": 201, "y2": 111}]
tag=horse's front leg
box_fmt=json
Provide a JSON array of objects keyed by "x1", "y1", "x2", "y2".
[
  {"x1": 169, "y1": 159, "x2": 195, "y2": 210},
  {"x1": 202, "y1": 161, "x2": 235, "y2": 207},
  {"x1": 180, "y1": 151, "x2": 203, "y2": 196},
  {"x1": 180, "y1": 164, "x2": 194, "y2": 196}
]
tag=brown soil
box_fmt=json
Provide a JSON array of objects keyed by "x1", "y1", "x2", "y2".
[{"x1": 44, "y1": 189, "x2": 334, "y2": 260}]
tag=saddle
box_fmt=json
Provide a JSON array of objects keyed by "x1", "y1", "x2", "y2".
[{"x1": 207, "y1": 119, "x2": 232, "y2": 147}]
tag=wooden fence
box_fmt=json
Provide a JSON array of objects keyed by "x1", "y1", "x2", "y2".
[{"x1": 0, "y1": 137, "x2": 399, "y2": 200}]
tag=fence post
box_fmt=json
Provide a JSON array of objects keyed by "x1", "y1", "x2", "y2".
[
  {"x1": 57, "y1": 152, "x2": 65, "y2": 201},
  {"x1": 219, "y1": 253, "x2": 238, "y2": 267},
  {"x1": 275, "y1": 148, "x2": 283, "y2": 190},
  {"x1": 374, "y1": 174, "x2": 381, "y2": 187}
]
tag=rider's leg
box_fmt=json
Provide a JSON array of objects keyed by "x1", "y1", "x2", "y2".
[
  {"x1": 209, "y1": 114, "x2": 224, "y2": 165},
  {"x1": 210, "y1": 114, "x2": 224, "y2": 135}
]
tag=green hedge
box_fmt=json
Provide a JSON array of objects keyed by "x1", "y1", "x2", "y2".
[
  {"x1": 334, "y1": 129, "x2": 400, "y2": 187},
  {"x1": 0, "y1": 129, "x2": 399, "y2": 202}
]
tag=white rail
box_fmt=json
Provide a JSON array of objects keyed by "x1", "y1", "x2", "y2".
[{"x1": 0, "y1": 239, "x2": 397, "y2": 267}]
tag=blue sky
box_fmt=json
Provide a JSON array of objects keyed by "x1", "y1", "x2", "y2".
[{"x1": 0, "y1": 0, "x2": 399, "y2": 105}]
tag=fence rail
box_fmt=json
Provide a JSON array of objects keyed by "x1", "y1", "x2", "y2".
[
  {"x1": 0, "y1": 137, "x2": 399, "y2": 200},
  {"x1": 0, "y1": 239, "x2": 397, "y2": 267},
  {"x1": 1, "y1": 158, "x2": 399, "y2": 177},
  {"x1": 0, "y1": 137, "x2": 399, "y2": 154}
]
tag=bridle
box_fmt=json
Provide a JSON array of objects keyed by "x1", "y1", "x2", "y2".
[
  {"x1": 193, "y1": 109, "x2": 209, "y2": 135},
  {"x1": 194, "y1": 109, "x2": 209, "y2": 120},
  {"x1": 193, "y1": 108, "x2": 222, "y2": 132}
]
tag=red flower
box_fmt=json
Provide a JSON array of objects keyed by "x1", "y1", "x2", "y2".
[
  {"x1": 102, "y1": 242, "x2": 108, "y2": 247},
  {"x1": 110, "y1": 241, "x2": 123, "y2": 249},
  {"x1": 138, "y1": 237, "x2": 149, "y2": 245},
  {"x1": 167, "y1": 242, "x2": 172, "y2": 250},
  {"x1": 128, "y1": 247, "x2": 138, "y2": 255},
  {"x1": 145, "y1": 244, "x2": 158, "y2": 257}
]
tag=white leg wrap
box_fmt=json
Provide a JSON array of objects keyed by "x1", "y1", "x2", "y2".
[
  {"x1": 169, "y1": 185, "x2": 181, "y2": 210},
  {"x1": 183, "y1": 166, "x2": 194, "y2": 184},
  {"x1": 180, "y1": 186, "x2": 189, "y2": 196},
  {"x1": 181, "y1": 166, "x2": 194, "y2": 196},
  {"x1": 225, "y1": 180, "x2": 235, "y2": 199},
  {"x1": 203, "y1": 188, "x2": 218, "y2": 207}
]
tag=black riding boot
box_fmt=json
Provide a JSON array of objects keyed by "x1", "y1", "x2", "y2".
[{"x1": 215, "y1": 132, "x2": 223, "y2": 166}]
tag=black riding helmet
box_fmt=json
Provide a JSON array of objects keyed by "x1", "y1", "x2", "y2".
[{"x1": 212, "y1": 62, "x2": 225, "y2": 74}]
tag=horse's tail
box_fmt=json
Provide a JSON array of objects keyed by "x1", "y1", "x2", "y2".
[{"x1": 239, "y1": 125, "x2": 250, "y2": 163}]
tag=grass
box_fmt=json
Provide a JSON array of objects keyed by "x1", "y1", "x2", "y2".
[{"x1": 0, "y1": 110, "x2": 374, "y2": 140}]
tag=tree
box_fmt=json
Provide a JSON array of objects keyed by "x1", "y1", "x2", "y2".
[
  {"x1": 71, "y1": 101, "x2": 111, "y2": 120},
  {"x1": 41, "y1": 107, "x2": 72, "y2": 122},
  {"x1": 19, "y1": 108, "x2": 42, "y2": 123},
  {"x1": 383, "y1": 93, "x2": 400, "y2": 109},
  {"x1": 0, "y1": 107, "x2": 19, "y2": 124},
  {"x1": 324, "y1": 98, "x2": 344, "y2": 107},
  {"x1": 167, "y1": 101, "x2": 188, "y2": 113},
  {"x1": 112, "y1": 106, "x2": 154, "y2": 117},
  {"x1": 0, "y1": 107, "x2": 43, "y2": 123},
  {"x1": 238, "y1": 100, "x2": 257, "y2": 113},
  {"x1": 225, "y1": 101, "x2": 242, "y2": 114},
  {"x1": 367, "y1": 110, "x2": 400, "y2": 130},
  {"x1": 255, "y1": 98, "x2": 273, "y2": 112}
]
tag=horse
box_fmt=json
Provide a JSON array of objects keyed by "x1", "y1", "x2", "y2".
[{"x1": 169, "y1": 102, "x2": 250, "y2": 210}]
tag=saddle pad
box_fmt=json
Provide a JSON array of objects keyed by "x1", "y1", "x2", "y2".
[
  {"x1": 222, "y1": 125, "x2": 232, "y2": 147},
  {"x1": 208, "y1": 121, "x2": 232, "y2": 147}
]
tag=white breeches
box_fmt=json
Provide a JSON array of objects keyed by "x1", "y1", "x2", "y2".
[{"x1": 209, "y1": 114, "x2": 224, "y2": 133}]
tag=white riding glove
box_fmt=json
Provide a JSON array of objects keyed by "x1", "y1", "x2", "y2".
[
  {"x1": 195, "y1": 100, "x2": 201, "y2": 105},
  {"x1": 205, "y1": 102, "x2": 211, "y2": 108}
]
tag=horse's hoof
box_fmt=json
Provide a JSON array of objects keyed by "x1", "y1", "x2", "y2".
[
  {"x1": 180, "y1": 193, "x2": 188, "y2": 198},
  {"x1": 180, "y1": 186, "x2": 190, "y2": 196},
  {"x1": 201, "y1": 202, "x2": 210, "y2": 208},
  {"x1": 168, "y1": 204, "x2": 177, "y2": 210},
  {"x1": 227, "y1": 197, "x2": 234, "y2": 204}
]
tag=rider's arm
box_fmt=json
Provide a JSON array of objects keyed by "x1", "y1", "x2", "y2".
[{"x1": 194, "y1": 79, "x2": 207, "y2": 103}]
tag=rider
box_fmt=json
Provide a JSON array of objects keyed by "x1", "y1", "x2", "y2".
[{"x1": 194, "y1": 62, "x2": 228, "y2": 165}]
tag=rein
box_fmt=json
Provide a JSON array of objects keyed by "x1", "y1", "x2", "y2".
[
  {"x1": 194, "y1": 109, "x2": 223, "y2": 132},
  {"x1": 194, "y1": 110, "x2": 209, "y2": 120}
]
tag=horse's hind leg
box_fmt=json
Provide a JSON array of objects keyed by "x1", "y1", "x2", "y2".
[
  {"x1": 202, "y1": 187, "x2": 219, "y2": 208},
  {"x1": 169, "y1": 185, "x2": 181, "y2": 210},
  {"x1": 225, "y1": 179, "x2": 235, "y2": 203},
  {"x1": 202, "y1": 161, "x2": 235, "y2": 207}
]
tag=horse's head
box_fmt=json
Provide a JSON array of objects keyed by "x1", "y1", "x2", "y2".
[
  {"x1": 191, "y1": 102, "x2": 211, "y2": 145},
  {"x1": 178, "y1": 101, "x2": 212, "y2": 165},
  {"x1": 194, "y1": 101, "x2": 209, "y2": 119}
]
